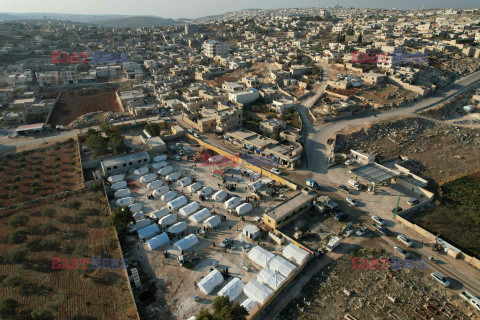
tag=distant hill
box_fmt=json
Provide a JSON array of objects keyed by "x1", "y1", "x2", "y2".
[
  {"x1": 90, "y1": 16, "x2": 185, "y2": 28},
  {"x1": 0, "y1": 13, "x2": 20, "y2": 21}
]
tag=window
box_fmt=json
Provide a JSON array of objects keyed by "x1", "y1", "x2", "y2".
[
  {"x1": 123, "y1": 164, "x2": 126, "y2": 167},
  {"x1": 138, "y1": 160, "x2": 141, "y2": 163},
  {"x1": 113, "y1": 166, "x2": 117, "y2": 169},
  {"x1": 144, "y1": 159, "x2": 148, "y2": 162},
  {"x1": 106, "y1": 167, "x2": 111, "y2": 171},
  {"x1": 129, "y1": 162, "x2": 133, "y2": 165}
]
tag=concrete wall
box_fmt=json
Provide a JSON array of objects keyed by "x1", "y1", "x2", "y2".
[{"x1": 388, "y1": 75, "x2": 431, "y2": 96}]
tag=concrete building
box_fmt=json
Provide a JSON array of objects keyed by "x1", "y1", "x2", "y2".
[
  {"x1": 185, "y1": 24, "x2": 200, "y2": 36},
  {"x1": 35, "y1": 71, "x2": 59, "y2": 87},
  {"x1": 263, "y1": 190, "x2": 315, "y2": 229},
  {"x1": 228, "y1": 89, "x2": 259, "y2": 105},
  {"x1": 222, "y1": 82, "x2": 245, "y2": 93},
  {"x1": 215, "y1": 105, "x2": 243, "y2": 133},
  {"x1": 203, "y1": 41, "x2": 229, "y2": 58},
  {"x1": 350, "y1": 150, "x2": 375, "y2": 165},
  {"x1": 100, "y1": 151, "x2": 150, "y2": 176},
  {"x1": 259, "y1": 118, "x2": 286, "y2": 135},
  {"x1": 361, "y1": 72, "x2": 387, "y2": 85},
  {"x1": 144, "y1": 136, "x2": 167, "y2": 153}
]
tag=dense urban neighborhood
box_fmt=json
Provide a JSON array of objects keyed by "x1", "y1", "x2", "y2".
[{"x1": 0, "y1": 4, "x2": 480, "y2": 320}]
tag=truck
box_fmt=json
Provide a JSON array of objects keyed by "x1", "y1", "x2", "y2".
[
  {"x1": 306, "y1": 179, "x2": 321, "y2": 190},
  {"x1": 347, "y1": 179, "x2": 361, "y2": 191},
  {"x1": 178, "y1": 251, "x2": 199, "y2": 268},
  {"x1": 326, "y1": 236, "x2": 341, "y2": 251}
]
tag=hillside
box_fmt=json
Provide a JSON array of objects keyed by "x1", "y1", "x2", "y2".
[{"x1": 92, "y1": 16, "x2": 184, "y2": 28}]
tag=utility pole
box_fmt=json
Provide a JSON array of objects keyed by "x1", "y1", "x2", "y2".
[{"x1": 393, "y1": 194, "x2": 401, "y2": 219}]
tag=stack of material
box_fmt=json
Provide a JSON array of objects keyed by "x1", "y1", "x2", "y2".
[
  {"x1": 243, "y1": 279, "x2": 273, "y2": 305},
  {"x1": 197, "y1": 269, "x2": 224, "y2": 295},
  {"x1": 248, "y1": 246, "x2": 274, "y2": 268},
  {"x1": 217, "y1": 277, "x2": 244, "y2": 301},
  {"x1": 282, "y1": 243, "x2": 310, "y2": 265}
]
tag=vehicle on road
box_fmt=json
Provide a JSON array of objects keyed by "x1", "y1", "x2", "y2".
[
  {"x1": 347, "y1": 179, "x2": 361, "y2": 191},
  {"x1": 306, "y1": 178, "x2": 321, "y2": 190},
  {"x1": 391, "y1": 207, "x2": 403, "y2": 214},
  {"x1": 220, "y1": 237, "x2": 233, "y2": 248},
  {"x1": 346, "y1": 197, "x2": 358, "y2": 206},
  {"x1": 334, "y1": 212, "x2": 347, "y2": 221},
  {"x1": 373, "y1": 223, "x2": 388, "y2": 236},
  {"x1": 431, "y1": 272, "x2": 451, "y2": 287},
  {"x1": 326, "y1": 236, "x2": 341, "y2": 251},
  {"x1": 178, "y1": 251, "x2": 199, "y2": 268},
  {"x1": 397, "y1": 234, "x2": 414, "y2": 247},
  {"x1": 393, "y1": 245, "x2": 411, "y2": 259},
  {"x1": 407, "y1": 198, "x2": 420, "y2": 206},
  {"x1": 194, "y1": 133, "x2": 201, "y2": 138},
  {"x1": 271, "y1": 168, "x2": 281, "y2": 175},
  {"x1": 339, "y1": 185, "x2": 350, "y2": 193},
  {"x1": 356, "y1": 226, "x2": 369, "y2": 237},
  {"x1": 371, "y1": 215, "x2": 385, "y2": 226}
]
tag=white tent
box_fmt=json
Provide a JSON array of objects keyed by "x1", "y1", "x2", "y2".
[
  {"x1": 166, "y1": 172, "x2": 181, "y2": 182},
  {"x1": 197, "y1": 269, "x2": 224, "y2": 295},
  {"x1": 153, "y1": 155, "x2": 167, "y2": 162},
  {"x1": 134, "y1": 166, "x2": 149, "y2": 176},
  {"x1": 268, "y1": 255, "x2": 297, "y2": 278},
  {"x1": 217, "y1": 277, "x2": 244, "y2": 301},
  {"x1": 158, "y1": 166, "x2": 173, "y2": 176},
  {"x1": 203, "y1": 215, "x2": 221, "y2": 228},
  {"x1": 130, "y1": 218, "x2": 152, "y2": 232},
  {"x1": 243, "y1": 279, "x2": 273, "y2": 305},
  {"x1": 283, "y1": 243, "x2": 310, "y2": 265},
  {"x1": 149, "y1": 207, "x2": 169, "y2": 220},
  {"x1": 240, "y1": 298, "x2": 258, "y2": 313},
  {"x1": 248, "y1": 181, "x2": 261, "y2": 191},
  {"x1": 147, "y1": 179, "x2": 164, "y2": 190},
  {"x1": 133, "y1": 211, "x2": 145, "y2": 221},
  {"x1": 116, "y1": 196, "x2": 134, "y2": 207},
  {"x1": 161, "y1": 190, "x2": 178, "y2": 202},
  {"x1": 178, "y1": 176, "x2": 192, "y2": 187},
  {"x1": 167, "y1": 196, "x2": 188, "y2": 211},
  {"x1": 179, "y1": 201, "x2": 200, "y2": 217},
  {"x1": 213, "y1": 190, "x2": 228, "y2": 202},
  {"x1": 114, "y1": 188, "x2": 131, "y2": 199},
  {"x1": 236, "y1": 203, "x2": 253, "y2": 215},
  {"x1": 140, "y1": 173, "x2": 157, "y2": 184},
  {"x1": 197, "y1": 186, "x2": 213, "y2": 197},
  {"x1": 187, "y1": 182, "x2": 202, "y2": 193},
  {"x1": 146, "y1": 232, "x2": 170, "y2": 250},
  {"x1": 129, "y1": 203, "x2": 143, "y2": 213},
  {"x1": 158, "y1": 213, "x2": 177, "y2": 227},
  {"x1": 224, "y1": 197, "x2": 242, "y2": 210},
  {"x1": 153, "y1": 186, "x2": 169, "y2": 198},
  {"x1": 108, "y1": 174, "x2": 125, "y2": 183},
  {"x1": 189, "y1": 208, "x2": 211, "y2": 223},
  {"x1": 257, "y1": 268, "x2": 285, "y2": 290},
  {"x1": 111, "y1": 180, "x2": 127, "y2": 191},
  {"x1": 138, "y1": 223, "x2": 160, "y2": 241},
  {"x1": 167, "y1": 221, "x2": 188, "y2": 234},
  {"x1": 248, "y1": 246, "x2": 274, "y2": 269},
  {"x1": 152, "y1": 161, "x2": 168, "y2": 170},
  {"x1": 174, "y1": 234, "x2": 199, "y2": 251}
]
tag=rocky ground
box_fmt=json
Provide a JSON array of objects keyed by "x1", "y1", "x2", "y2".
[{"x1": 419, "y1": 86, "x2": 479, "y2": 121}]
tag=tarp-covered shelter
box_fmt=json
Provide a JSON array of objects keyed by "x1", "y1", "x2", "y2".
[
  {"x1": 243, "y1": 279, "x2": 273, "y2": 305},
  {"x1": 248, "y1": 246, "x2": 274, "y2": 268},
  {"x1": 257, "y1": 268, "x2": 285, "y2": 290},
  {"x1": 203, "y1": 215, "x2": 221, "y2": 228},
  {"x1": 189, "y1": 208, "x2": 211, "y2": 223},
  {"x1": 179, "y1": 201, "x2": 200, "y2": 217},
  {"x1": 282, "y1": 243, "x2": 310, "y2": 265},
  {"x1": 167, "y1": 196, "x2": 188, "y2": 211},
  {"x1": 146, "y1": 232, "x2": 169, "y2": 250},
  {"x1": 217, "y1": 277, "x2": 244, "y2": 301},
  {"x1": 197, "y1": 269, "x2": 224, "y2": 295},
  {"x1": 268, "y1": 255, "x2": 297, "y2": 278},
  {"x1": 174, "y1": 234, "x2": 199, "y2": 251},
  {"x1": 138, "y1": 223, "x2": 159, "y2": 241}
]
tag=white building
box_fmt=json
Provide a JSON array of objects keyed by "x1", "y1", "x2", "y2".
[
  {"x1": 35, "y1": 71, "x2": 59, "y2": 87},
  {"x1": 228, "y1": 89, "x2": 259, "y2": 105},
  {"x1": 203, "y1": 41, "x2": 229, "y2": 58}
]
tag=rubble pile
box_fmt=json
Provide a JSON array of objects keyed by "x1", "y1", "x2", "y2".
[
  {"x1": 420, "y1": 89, "x2": 477, "y2": 120},
  {"x1": 70, "y1": 111, "x2": 122, "y2": 128},
  {"x1": 412, "y1": 67, "x2": 454, "y2": 89}
]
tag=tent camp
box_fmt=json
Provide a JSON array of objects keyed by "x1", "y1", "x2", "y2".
[
  {"x1": 203, "y1": 215, "x2": 221, "y2": 228},
  {"x1": 137, "y1": 223, "x2": 159, "y2": 241},
  {"x1": 108, "y1": 174, "x2": 125, "y2": 184},
  {"x1": 248, "y1": 181, "x2": 261, "y2": 191},
  {"x1": 167, "y1": 221, "x2": 188, "y2": 235},
  {"x1": 243, "y1": 279, "x2": 273, "y2": 305},
  {"x1": 236, "y1": 203, "x2": 253, "y2": 215},
  {"x1": 111, "y1": 180, "x2": 127, "y2": 191},
  {"x1": 217, "y1": 277, "x2": 244, "y2": 301},
  {"x1": 114, "y1": 188, "x2": 131, "y2": 199},
  {"x1": 129, "y1": 203, "x2": 143, "y2": 213},
  {"x1": 167, "y1": 196, "x2": 188, "y2": 211},
  {"x1": 224, "y1": 197, "x2": 242, "y2": 210},
  {"x1": 129, "y1": 219, "x2": 152, "y2": 232},
  {"x1": 213, "y1": 190, "x2": 228, "y2": 202},
  {"x1": 158, "y1": 213, "x2": 177, "y2": 227},
  {"x1": 158, "y1": 166, "x2": 173, "y2": 176},
  {"x1": 153, "y1": 155, "x2": 167, "y2": 162},
  {"x1": 140, "y1": 173, "x2": 157, "y2": 184},
  {"x1": 133, "y1": 211, "x2": 144, "y2": 221},
  {"x1": 166, "y1": 172, "x2": 181, "y2": 182},
  {"x1": 146, "y1": 232, "x2": 170, "y2": 251},
  {"x1": 187, "y1": 182, "x2": 202, "y2": 193},
  {"x1": 178, "y1": 176, "x2": 192, "y2": 187},
  {"x1": 161, "y1": 190, "x2": 178, "y2": 202},
  {"x1": 197, "y1": 269, "x2": 224, "y2": 295},
  {"x1": 179, "y1": 201, "x2": 200, "y2": 217},
  {"x1": 147, "y1": 179, "x2": 164, "y2": 190},
  {"x1": 153, "y1": 186, "x2": 169, "y2": 198},
  {"x1": 116, "y1": 196, "x2": 134, "y2": 207},
  {"x1": 257, "y1": 268, "x2": 285, "y2": 290},
  {"x1": 283, "y1": 243, "x2": 310, "y2": 265},
  {"x1": 240, "y1": 298, "x2": 258, "y2": 313},
  {"x1": 174, "y1": 234, "x2": 199, "y2": 251},
  {"x1": 149, "y1": 207, "x2": 169, "y2": 220},
  {"x1": 268, "y1": 255, "x2": 297, "y2": 278},
  {"x1": 197, "y1": 186, "x2": 213, "y2": 197},
  {"x1": 248, "y1": 246, "x2": 274, "y2": 268},
  {"x1": 152, "y1": 161, "x2": 168, "y2": 170},
  {"x1": 189, "y1": 208, "x2": 211, "y2": 223},
  {"x1": 134, "y1": 166, "x2": 149, "y2": 176}
]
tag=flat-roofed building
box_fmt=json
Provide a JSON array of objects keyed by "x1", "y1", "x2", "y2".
[
  {"x1": 263, "y1": 190, "x2": 316, "y2": 229},
  {"x1": 100, "y1": 151, "x2": 150, "y2": 176}
]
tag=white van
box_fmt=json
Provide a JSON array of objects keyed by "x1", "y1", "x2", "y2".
[{"x1": 347, "y1": 179, "x2": 361, "y2": 191}]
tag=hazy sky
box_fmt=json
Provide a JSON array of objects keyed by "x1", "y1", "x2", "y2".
[{"x1": 1, "y1": 0, "x2": 479, "y2": 19}]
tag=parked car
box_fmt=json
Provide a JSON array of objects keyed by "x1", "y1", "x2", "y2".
[
  {"x1": 194, "y1": 133, "x2": 201, "y2": 138},
  {"x1": 179, "y1": 150, "x2": 185, "y2": 156},
  {"x1": 407, "y1": 198, "x2": 420, "y2": 206},
  {"x1": 373, "y1": 223, "x2": 388, "y2": 236},
  {"x1": 391, "y1": 207, "x2": 403, "y2": 214},
  {"x1": 431, "y1": 272, "x2": 451, "y2": 287},
  {"x1": 172, "y1": 155, "x2": 181, "y2": 161},
  {"x1": 338, "y1": 185, "x2": 350, "y2": 193},
  {"x1": 371, "y1": 215, "x2": 385, "y2": 226},
  {"x1": 334, "y1": 212, "x2": 347, "y2": 221},
  {"x1": 393, "y1": 245, "x2": 411, "y2": 259},
  {"x1": 356, "y1": 226, "x2": 369, "y2": 237},
  {"x1": 271, "y1": 168, "x2": 281, "y2": 175},
  {"x1": 397, "y1": 234, "x2": 414, "y2": 247},
  {"x1": 220, "y1": 237, "x2": 233, "y2": 248},
  {"x1": 345, "y1": 159, "x2": 356, "y2": 166},
  {"x1": 346, "y1": 197, "x2": 358, "y2": 206}
]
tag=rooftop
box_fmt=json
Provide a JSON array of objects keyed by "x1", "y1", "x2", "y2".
[
  {"x1": 350, "y1": 162, "x2": 399, "y2": 184},
  {"x1": 265, "y1": 191, "x2": 315, "y2": 223},
  {"x1": 100, "y1": 151, "x2": 150, "y2": 168}
]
